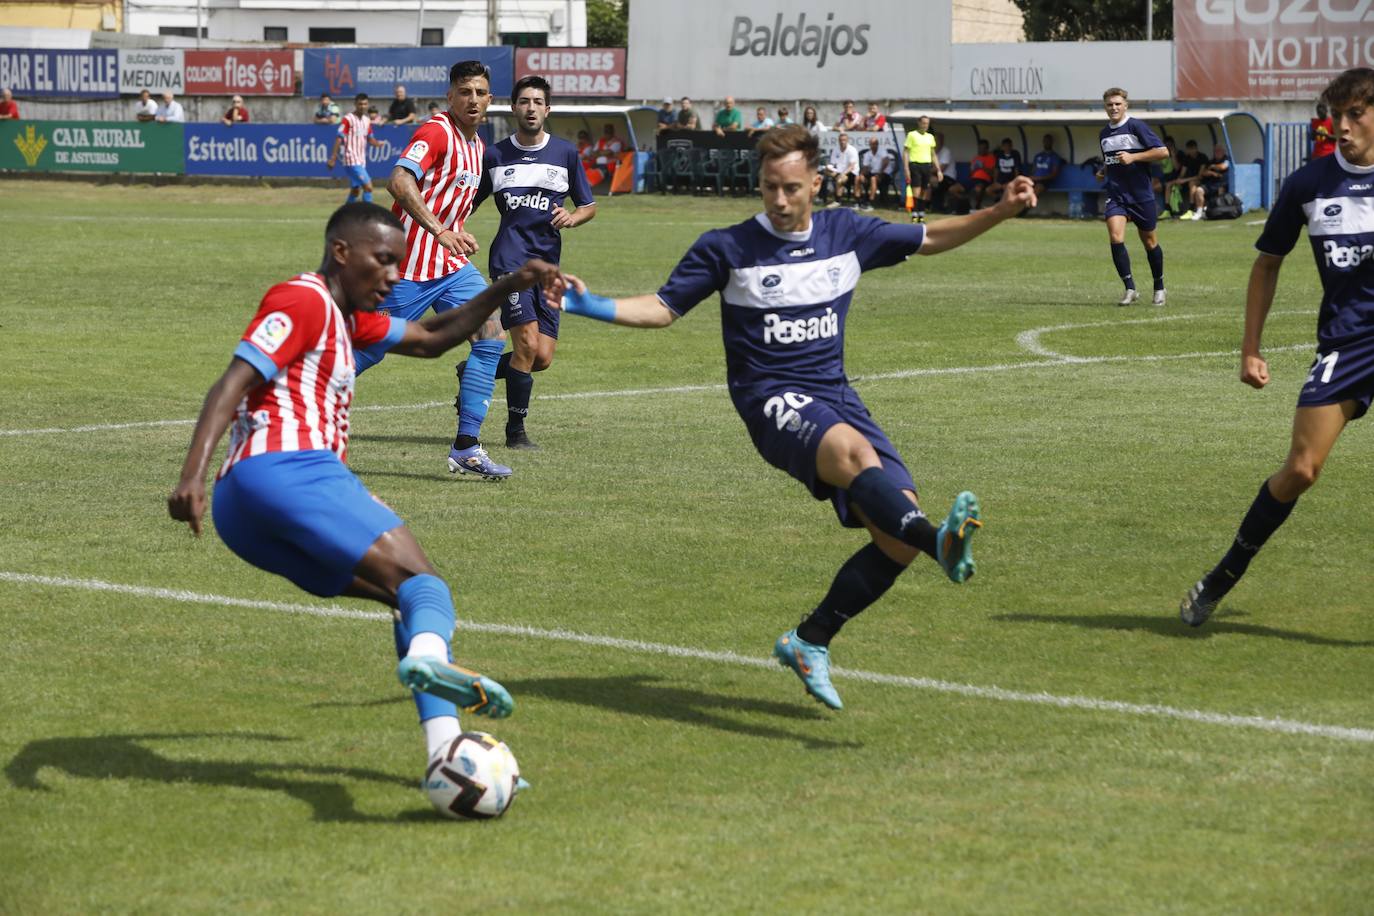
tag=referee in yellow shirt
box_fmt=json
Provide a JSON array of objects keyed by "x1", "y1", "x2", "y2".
[{"x1": 903, "y1": 115, "x2": 941, "y2": 223}]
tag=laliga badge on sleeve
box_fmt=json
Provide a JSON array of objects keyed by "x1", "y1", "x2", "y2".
[
  {"x1": 250, "y1": 312, "x2": 293, "y2": 354},
  {"x1": 405, "y1": 140, "x2": 429, "y2": 164}
]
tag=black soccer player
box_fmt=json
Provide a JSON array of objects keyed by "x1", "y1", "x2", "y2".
[{"x1": 1181, "y1": 68, "x2": 1374, "y2": 624}]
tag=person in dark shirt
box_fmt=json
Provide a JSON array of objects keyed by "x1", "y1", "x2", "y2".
[
  {"x1": 1183, "y1": 143, "x2": 1231, "y2": 220},
  {"x1": 387, "y1": 85, "x2": 418, "y2": 125},
  {"x1": 987, "y1": 137, "x2": 1023, "y2": 204},
  {"x1": 1029, "y1": 134, "x2": 1064, "y2": 199}
]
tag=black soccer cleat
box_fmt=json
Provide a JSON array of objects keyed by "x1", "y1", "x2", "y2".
[
  {"x1": 1180, "y1": 572, "x2": 1228, "y2": 627},
  {"x1": 505, "y1": 429, "x2": 540, "y2": 450}
]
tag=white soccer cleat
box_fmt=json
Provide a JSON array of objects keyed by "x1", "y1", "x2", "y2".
[
  {"x1": 1117, "y1": 289, "x2": 1140, "y2": 307},
  {"x1": 1152, "y1": 288, "x2": 1167, "y2": 307}
]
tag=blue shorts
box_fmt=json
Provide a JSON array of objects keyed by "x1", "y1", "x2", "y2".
[
  {"x1": 732, "y1": 382, "x2": 917, "y2": 528},
  {"x1": 345, "y1": 164, "x2": 371, "y2": 188},
  {"x1": 1297, "y1": 335, "x2": 1374, "y2": 420},
  {"x1": 357, "y1": 263, "x2": 488, "y2": 372},
  {"x1": 496, "y1": 273, "x2": 560, "y2": 340},
  {"x1": 213, "y1": 450, "x2": 403, "y2": 597},
  {"x1": 1103, "y1": 195, "x2": 1158, "y2": 231}
]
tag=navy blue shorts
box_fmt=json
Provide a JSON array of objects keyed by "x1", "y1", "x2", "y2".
[
  {"x1": 1103, "y1": 195, "x2": 1158, "y2": 231},
  {"x1": 1297, "y1": 335, "x2": 1374, "y2": 420},
  {"x1": 213, "y1": 450, "x2": 404, "y2": 597},
  {"x1": 732, "y1": 382, "x2": 917, "y2": 528},
  {"x1": 496, "y1": 273, "x2": 560, "y2": 340}
]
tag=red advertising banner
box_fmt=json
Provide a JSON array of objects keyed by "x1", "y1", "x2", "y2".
[
  {"x1": 184, "y1": 50, "x2": 296, "y2": 96},
  {"x1": 1175, "y1": 0, "x2": 1374, "y2": 100},
  {"x1": 515, "y1": 48, "x2": 625, "y2": 97}
]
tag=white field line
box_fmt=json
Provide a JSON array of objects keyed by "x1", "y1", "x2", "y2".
[
  {"x1": 1014, "y1": 310, "x2": 1315, "y2": 362},
  {"x1": 2, "y1": 571, "x2": 1370, "y2": 746}
]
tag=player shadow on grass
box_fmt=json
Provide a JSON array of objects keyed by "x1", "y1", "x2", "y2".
[
  {"x1": 5, "y1": 732, "x2": 416, "y2": 823},
  {"x1": 509, "y1": 675, "x2": 863, "y2": 750},
  {"x1": 349, "y1": 433, "x2": 448, "y2": 447},
  {"x1": 991, "y1": 612, "x2": 1374, "y2": 647}
]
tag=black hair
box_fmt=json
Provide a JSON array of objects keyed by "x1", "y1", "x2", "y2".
[
  {"x1": 512, "y1": 74, "x2": 552, "y2": 106},
  {"x1": 355, "y1": 92, "x2": 369, "y2": 103},
  {"x1": 326, "y1": 203, "x2": 403, "y2": 245},
  {"x1": 449, "y1": 60, "x2": 491, "y2": 85}
]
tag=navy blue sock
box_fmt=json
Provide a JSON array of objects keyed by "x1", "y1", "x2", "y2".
[
  {"x1": 396, "y1": 574, "x2": 459, "y2": 722},
  {"x1": 1111, "y1": 242, "x2": 1135, "y2": 288},
  {"x1": 796, "y1": 543, "x2": 908, "y2": 646},
  {"x1": 845, "y1": 467, "x2": 939, "y2": 557},
  {"x1": 505, "y1": 369, "x2": 533, "y2": 433},
  {"x1": 494, "y1": 351, "x2": 513, "y2": 381},
  {"x1": 456, "y1": 338, "x2": 504, "y2": 442},
  {"x1": 1210, "y1": 481, "x2": 1297, "y2": 594},
  {"x1": 1146, "y1": 244, "x2": 1164, "y2": 290}
]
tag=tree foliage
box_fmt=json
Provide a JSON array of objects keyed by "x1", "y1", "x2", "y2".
[
  {"x1": 586, "y1": 0, "x2": 628, "y2": 48},
  {"x1": 1012, "y1": 0, "x2": 1173, "y2": 41}
]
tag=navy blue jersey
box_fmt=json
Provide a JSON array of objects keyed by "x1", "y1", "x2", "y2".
[
  {"x1": 1031, "y1": 150, "x2": 1063, "y2": 179},
  {"x1": 1257, "y1": 150, "x2": 1374, "y2": 349},
  {"x1": 1099, "y1": 117, "x2": 1163, "y2": 204},
  {"x1": 656, "y1": 209, "x2": 925, "y2": 388},
  {"x1": 475, "y1": 133, "x2": 594, "y2": 274},
  {"x1": 994, "y1": 150, "x2": 1022, "y2": 182}
]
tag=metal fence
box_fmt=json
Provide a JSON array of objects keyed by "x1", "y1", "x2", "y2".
[{"x1": 1263, "y1": 122, "x2": 1309, "y2": 210}]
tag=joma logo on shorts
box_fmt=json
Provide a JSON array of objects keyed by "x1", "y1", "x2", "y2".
[
  {"x1": 762, "y1": 308, "x2": 839, "y2": 344},
  {"x1": 1322, "y1": 239, "x2": 1374, "y2": 269}
]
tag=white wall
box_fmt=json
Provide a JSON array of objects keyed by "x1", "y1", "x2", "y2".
[{"x1": 950, "y1": 42, "x2": 1174, "y2": 102}]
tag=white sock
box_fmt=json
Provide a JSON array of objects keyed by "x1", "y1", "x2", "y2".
[
  {"x1": 407, "y1": 631, "x2": 448, "y2": 659},
  {"x1": 423, "y1": 715, "x2": 462, "y2": 757}
]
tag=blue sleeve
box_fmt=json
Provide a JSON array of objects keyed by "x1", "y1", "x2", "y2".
[
  {"x1": 233, "y1": 340, "x2": 282, "y2": 382},
  {"x1": 656, "y1": 231, "x2": 729, "y2": 316},
  {"x1": 569, "y1": 147, "x2": 595, "y2": 207},
  {"x1": 851, "y1": 210, "x2": 925, "y2": 270},
  {"x1": 394, "y1": 157, "x2": 424, "y2": 181},
  {"x1": 379, "y1": 316, "x2": 406, "y2": 351},
  {"x1": 1136, "y1": 120, "x2": 1164, "y2": 150},
  {"x1": 1255, "y1": 171, "x2": 1307, "y2": 257},
  {"x1": 474, "y1": 149, "x2": 494, "y2": 210}
]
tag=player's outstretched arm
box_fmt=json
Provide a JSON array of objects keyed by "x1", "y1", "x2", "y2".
[
  {"x1": 387, "y1": 166, "x2": 479, "y2": 257},
  {"x1": 168, "y1": 359, "x2": 266, "y2": 535},
  {"x1": 918, "y1": 175, "x2": 1037, "y2": 255},
  {"x1": 391, "y1": 259, "x2": 567, "y2": 358},
  {"x1": 1240, "y1": 253, "x2": 1285, "y2": 389},
  {"x1": 555, "y1": 277, "x2": 678, "y2": 328}
]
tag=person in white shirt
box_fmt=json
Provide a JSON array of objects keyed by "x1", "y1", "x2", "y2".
[
  {"x1": 858, "y1": 136, "x2": 894, "y2": 210},
  {"x1": 134, "y1": 89, "x2": 158, "y2": 122},
  {"x1": 933, "y1": 131, "x2": 966, "y2": 213},
  {"x1": 824, "y1": 131, "x2": 861, "y2": 207},
  {"x1": 155, "y1": 91, "x2": 185, "y2": 124}
]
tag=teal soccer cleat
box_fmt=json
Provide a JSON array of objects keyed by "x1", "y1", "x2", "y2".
[
  {"x1": 397, "y1": 657, "x2": 514, "y2": 718},
  {"x1": 773, "y1": 629, "x2": 843, "y2": 710},
  {"x1": 936, "y1": 491, "x2": 982, "y2": 584}
]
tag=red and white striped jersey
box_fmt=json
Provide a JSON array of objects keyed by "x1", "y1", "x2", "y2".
[
  {"x1": 391, "y1": 112, "x2": 484, "y2": 282},
  {"x1": 337, "y1": 112, "x2": 372, "y2": 167},
  {"x1": 218, "y1": 273, "x2": 397, "y2": 478}
]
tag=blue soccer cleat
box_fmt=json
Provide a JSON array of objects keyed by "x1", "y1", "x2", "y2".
[
  {"x1": 773, "y1": 629, "x2": 842, "y2": 710},
  {"x1": 936, "y1": 490, "x2": 982, "y2": 584},
  {"x1": 397, "y1": 656, "x2": 514, "y2": 718},
  {"x1": 447, "y1": 444, "x2": 512, "y2": 481}
]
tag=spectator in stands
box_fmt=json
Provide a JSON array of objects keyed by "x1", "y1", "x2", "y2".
[
  {"x1": 427, "y1": 101, "x2": 440, "y2": 118},
  {"x1": 837, "y1": 99, "x2": 863, "y2": 132},
  {"x1": 862, "y1": 102, "x2": 886, "y2": 131},
  {"x1": 313, "y1": 93, "x2": 341, "y2": 125},
  {"x1": 748, "y1": 106, "x2": 775, "y2": 137},
  {"x1": 1311, "y1": 102, "x2": 1336, "y2": 158},
  {"x1": 577, "y1": 129, "x2": 595, "y2": 162},
  {"x1": 387, "y1": 85, "x2": 418, "y2": 125},
  {"x1": 858, "y1": 135, "x2": 894, "y2": 210},
  {"x1": 987, "y1": 137, "x2": 1023, "y2": 204},
  {"x1": 1030, "y1": 133, "x2": 1064, "y2": 200},
  {"x1": 776, "y1": 106, "x2": 793, "y2": 126},
  {"x1": 155, "y1": 91, "x2": 184, "y2": 124},
  {"x1": 133, "y1": 88, "x2": 157, "y2": 122},
  {"x1": 594, "y1": 122, "x2": 624, "y2": 175},
  {"x1": 969, "y1": 139, "x2": 996, "y2": 209},
  {"x1": 824, "y1": 131, "x2": 861, "y2": 207},
  {"x1": 933, "y1": 132, "x2": 966, "y2": 213},
  {"x1": 802, "y1": 105, "x2": 825, "y2": 136},
  {"x1": 714, "y1": 96, "x2": 743, "y2": 135},
  {"x1": 0, "y1": 88, "x2": 17, "y2": 120},
  {"x1": 367, "y1": 105, "x2": 381, "y2": 125},
  {"x1": 221, "y1": 95, "x2": 250, "y2": 127},
  {"x1": 657, "y1": 97, "x2": 676, "y2": 132},
  {"x1": 676, "y1": 97, "x2": 699, "y2": 130},
  {"x1": 1184, "y1": 143, "x2": 1230, "y2": 220}
]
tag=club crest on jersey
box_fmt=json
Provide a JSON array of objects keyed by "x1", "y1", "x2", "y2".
[
  {"x1": 250, "y1": 312, "x2": 293, "y2": 354},
  {"x1": 404, "y1": 140, "x2": 429, "y2": 163},
  {"x1": 546, "y1": 168, "x2": 560, "y2": 182},
  {"x1": 827, "y1": 265, "x2": 843, "y2": 293},
  {"x1": 508, "y1": 291, "x2": 520, "y2": 304}
]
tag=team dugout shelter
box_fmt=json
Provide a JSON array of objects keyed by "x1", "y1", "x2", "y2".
[
  {"x1": 484, "y1": 103, "x2": 659, "y2": 195},
  {"x1": 889, "y1": 108, "x2": 1266, "y2": 215}
]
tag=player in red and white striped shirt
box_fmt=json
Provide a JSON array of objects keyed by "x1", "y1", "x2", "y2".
[
  {"x1": 366, "y1": 59, "x2": 514, "y2": 481},
  {"x1": 327, "y1": 92, "x2": 384, "y2": 205},
  {"x1": 168, "y1": 202, "x2": 566, "y2": 763}
]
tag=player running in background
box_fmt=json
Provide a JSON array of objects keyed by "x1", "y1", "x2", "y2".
[
  {"x1": 326, "y1": 93, "x2": 384, "y2": 204},
  {"x1": 468, "y1": 74, "x2": 596, "y2": 449},
  {"x1": 1181, "y1": 68, "x2": 1374, "y2": 625},
  {"x1": 554, "y1": 125, "x2": 1037, "y2": 710},
  {"x1": 1097, "y1": 87, "x2": 1169, "y2": 307},
  {"x1": 364, "y1": 60, "x2": 511, "y2": 480},
  {"x1": 168, "y1": 203, "x2": 565, "y2": 759}
]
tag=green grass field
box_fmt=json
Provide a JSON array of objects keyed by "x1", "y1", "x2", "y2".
[{"x1": 1, "y1": 179, "x2": 1370, "y2": 913}]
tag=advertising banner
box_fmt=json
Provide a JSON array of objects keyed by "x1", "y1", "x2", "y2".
[
  {"x1": 303, "y1": 47, "x2": 513, "y2": 100},
  {"x1": 1176, "y1": 0, "x2": 1374, "y2": 100},
  {"x1": 185, "y1": 50, "x2": 296, "y2": 96},
  {"x1": 118, "y1": 49, "x2": 184, "y2": 94},
  {"x1": 627, "y1": 2, "x2": 950, "y2": 101},
  {"x1": 950, "y1": 42, "x2": 1173, "y2": 101},
  {"x1": 516, "y1": 48, "x2": 625, "y2": 97},
  {"x1": 0, "y1": 49, "x2": 118, "y2": 98},
  {"x1": 1, "y1": 120, "x2": 183, "y2": 173},
  {"x1": 184, "y1": 122, "x2": 415, "y2": 179}
]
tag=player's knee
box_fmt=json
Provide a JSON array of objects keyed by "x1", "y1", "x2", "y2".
[
  {"x1": 1283, "y1": 459, "x2": 1323, "y2": 492},
  {"x1": 531, "y1": 352, "x2": 553, "y2": 372}
]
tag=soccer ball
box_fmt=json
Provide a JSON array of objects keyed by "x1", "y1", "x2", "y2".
[{"x1": 424, "y1": 732, "x2": 522, "y2": 820}]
